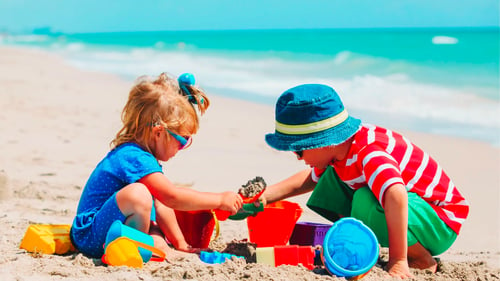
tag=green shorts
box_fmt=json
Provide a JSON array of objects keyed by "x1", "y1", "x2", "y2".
[{"x1": 306, "y1": 166, "x2": 457, "y2": 256}]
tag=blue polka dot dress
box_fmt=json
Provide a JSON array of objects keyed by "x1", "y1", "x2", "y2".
[{"x1": 70, "y1": 142, "x2": 162, "y2": 258}]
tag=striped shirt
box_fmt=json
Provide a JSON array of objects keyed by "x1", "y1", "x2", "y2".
[{"x1": 312, "y1": 124, "x2": 469, "y2": 234}]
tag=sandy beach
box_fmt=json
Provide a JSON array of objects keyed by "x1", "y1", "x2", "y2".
[{"x1": 0, "y1": 46, "x2": 499, "y2": 280}]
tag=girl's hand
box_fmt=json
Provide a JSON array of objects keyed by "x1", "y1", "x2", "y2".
[{"x1": 219, "y1": 191, "x2": 243, "y2": 215}]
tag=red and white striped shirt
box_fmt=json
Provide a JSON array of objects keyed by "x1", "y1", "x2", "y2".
[{"x1": 313, "y1": 124, "x2": 469, "y2": 234}]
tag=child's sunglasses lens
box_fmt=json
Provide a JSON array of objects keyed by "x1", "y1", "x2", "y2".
[
  {"x1": 180, "y1": 136, "x2": 192, "y2": 150},
  {"x1": 167, "y1": 129, "x2": 192, "y2": 150}
]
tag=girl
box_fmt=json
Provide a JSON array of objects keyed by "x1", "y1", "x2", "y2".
[{"x1": 70, "y1": 73, "x2": 243, "y2": 259}]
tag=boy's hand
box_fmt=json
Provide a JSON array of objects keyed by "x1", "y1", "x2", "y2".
[
  {"x1": 253, "y1": 195, "x2": 266, "y2": 208},
  {"x1": 219, "y1": 191, "x2": 243, "y2": 215}
]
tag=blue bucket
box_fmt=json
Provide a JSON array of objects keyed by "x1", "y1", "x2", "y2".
[
  {"x1": 105, "y1": 220, "x2": 155, "y2": 262},
  {"x1": 321, "y1": 217, "x2": 379, "y2": 279}
]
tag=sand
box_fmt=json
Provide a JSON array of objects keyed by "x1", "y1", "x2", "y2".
[{"x1": 0, "y1": 46, "x2": 499, "y2": 280}]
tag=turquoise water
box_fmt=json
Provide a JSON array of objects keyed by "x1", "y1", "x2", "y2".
[{"x1": 1, "y1": 28, "x2": 499, "y2": 144}]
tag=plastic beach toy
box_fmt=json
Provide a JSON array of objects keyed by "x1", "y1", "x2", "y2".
[
  {"x1": 214, "y1": 177, "x2": 267, "y2": 221},
  {"x1": 199, "y1": 251, "x2": 244, "y2": 264},
  {"x1": 102, "y1": 236, "x2": 166, "y2": 268},
  {"x1": 241, "y1": 184, "x2": 266, "y2": 204},
  {"x1": 213, "y1": 187, "x2": 266, "y2": 221},
  {"x1": 102, "y1": 221, "x2": 166, "y2": 268},
  {"x1": 174, "y1": 209, "x2": 217, "y2": 248},
  {"x1": 289, "y1": 222, "x2": 332, "y2": 246},
  {"x1": 229, "y1": 203, "x2": 264, "y2": 220},
  {"x1": 105, "y1": 220, "x2": 156, "y2": 262},
  {"x1": 321, "y1": 217, "x2": 379, "y2": 279},
  {"x1": 214, "y1": 202, "x2": 264, "y2": 221},
  {"x1": 20, "y1": 224, "x2": 75, "y2": 255},
  {"x1": 256, "y1": 245, "x2": 315, "y2": 269},
  {"x1": 247, "y1": 200, "x2": 303, "y2": 247},
  {"x1": 103, "y1": 237, "x2": 144, "y2": 268}
]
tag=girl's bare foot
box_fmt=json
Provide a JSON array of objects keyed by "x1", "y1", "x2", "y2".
[{"x1": 150, "y1": 231, "x2": 196, "y2": 262}]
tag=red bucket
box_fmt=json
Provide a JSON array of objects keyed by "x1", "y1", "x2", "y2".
[
  {"x1": 247, "y1": 200, "x2": 303, "y2": 247},
  {"x1": 174, "y1": 210, "x2": 215, "y2": 249}
]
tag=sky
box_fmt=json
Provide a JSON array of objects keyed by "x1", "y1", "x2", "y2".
[{"x1": 0, "y1": 0, "x2": 498, "y2": 33}]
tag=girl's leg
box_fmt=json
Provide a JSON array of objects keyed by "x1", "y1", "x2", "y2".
[
  {"x1": 72, "y1": 183, "x2": 153, "y2": 258},
  {"x1": 72, "y1": 193, "x2": 127, "y2": 258},
  {"x1": 151, "y1": 199, "x2": 192, "y2": 252},
  {"x1": 115, "y1": 182, "x2": 153, "y2": 233}
]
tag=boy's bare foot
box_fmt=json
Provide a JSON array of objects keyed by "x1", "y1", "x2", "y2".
[
  {"x1": 408, "y1": 258, "x2": 438, "y2": 272},
  {"x1": 407, "y1": 242, "x2": 438, "y2": 272}
]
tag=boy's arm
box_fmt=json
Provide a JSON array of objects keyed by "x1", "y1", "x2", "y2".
[
  {"x1": 383, "y1": 183, "x2": 413, "y2": 278},
  {"x1": 262, "y1": 169, "x2": 316, "y2": 204}
]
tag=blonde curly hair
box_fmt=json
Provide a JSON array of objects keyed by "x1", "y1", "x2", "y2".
[{"x1": 111, "y1": 72, "x2": 210, "y2": 153}]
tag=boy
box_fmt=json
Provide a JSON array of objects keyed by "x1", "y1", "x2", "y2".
[{"x1": 261, "y1": 84, "x2": 469, "y2": 278}]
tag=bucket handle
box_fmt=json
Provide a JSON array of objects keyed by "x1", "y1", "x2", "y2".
[
  {"x1": 102, "y1": 237, "x2": 167, "y2": 265},
  {"x1": 211, "y1": 210, "x2": 220, "y2": 241},
  {"x1": 134, "y1": 238, "x2": 166, "y2": 262}
]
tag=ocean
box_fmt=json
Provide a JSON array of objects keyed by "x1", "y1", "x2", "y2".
[{"x1": 1, "y1": 28, "x2": 499, "y2": 145}]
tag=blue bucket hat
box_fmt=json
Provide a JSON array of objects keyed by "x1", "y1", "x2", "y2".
[{"x1": 265, "y1": 84, "x2": 361, "y2": 151}]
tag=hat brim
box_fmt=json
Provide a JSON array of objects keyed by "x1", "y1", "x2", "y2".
[{"x1": 265, "y1": 116, "x2": 361, "y2": 151}]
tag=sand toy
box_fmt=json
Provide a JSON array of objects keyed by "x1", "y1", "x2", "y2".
[
  {"x1": 199, "y1": 250, "x2": 244, "y2": 264},
  {"x1": 321, "y1": 217, "x2": 379, "y2": 279},
  {"x1": 238, "y1": 176, "x2": 267, "y2": 203},
  {"x1": 175, "y1": 209, "x2": 217, "y2": 248},
  {"x1": 214, "y1": 176, "x2": 267, "y2": 221},
  {"x1": 256, "y1": 245, "x2": 315, "y2": 269},
  {"x1": 102, "y1": 220, "x2": 165, "y2": 267},
  {"x1": 247, "y1": 200, "x2": 303, "y2": 247},
  {"x1": 20, "y1": 224, "x2": 75, "y2": 255},
  {"x1": 289, "y1": 222, "x2": 332, "y2": 246}
]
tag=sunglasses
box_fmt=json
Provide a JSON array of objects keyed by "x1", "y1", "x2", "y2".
[
  {"x1": 294, "y1": 150, "x2": 303, "y2": 158},
  {"x1": 166, "y1": 129, "x2": 192, "y2": 150}
]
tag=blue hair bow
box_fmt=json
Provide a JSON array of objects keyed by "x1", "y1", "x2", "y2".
[{"x1": 178, "y1": 73, "x2": 203, "y2": 104}]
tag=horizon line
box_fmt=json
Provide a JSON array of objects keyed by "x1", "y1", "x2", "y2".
[{"x1": 18, "y1": 25, "x2": 500, "y2": 35}]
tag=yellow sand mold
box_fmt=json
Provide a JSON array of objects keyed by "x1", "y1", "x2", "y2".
[{"x1": 20, "y1": 224, "x2": 75, "y2": 255}]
